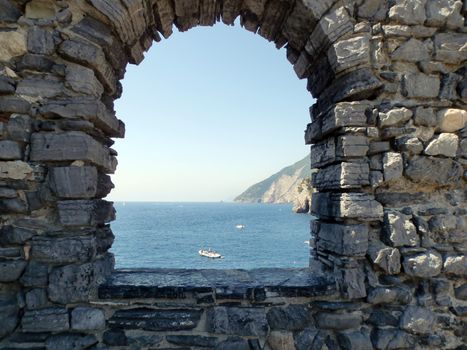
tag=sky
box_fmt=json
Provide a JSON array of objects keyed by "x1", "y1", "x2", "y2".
[{"x1": 109, "y1": 21, "x2": 315, "y2": 202}]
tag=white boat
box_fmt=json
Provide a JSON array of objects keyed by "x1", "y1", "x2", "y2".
[
  {"x1": 236, "y1": 224, "x2": 245, "y2": 229},
  {"x1": 199, "y1": 248, "x2": 223, "y2": 259}
]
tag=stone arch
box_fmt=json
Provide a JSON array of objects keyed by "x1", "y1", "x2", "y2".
[{"x1": 0, "y1": 0, "x2": 466, "y2": 348}]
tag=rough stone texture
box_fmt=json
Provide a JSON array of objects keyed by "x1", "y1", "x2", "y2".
[{"x1": 0, "y1": 1, "x2": 465, "y2": 348}]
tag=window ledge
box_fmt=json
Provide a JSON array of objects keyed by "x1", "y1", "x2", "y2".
[{"x1": 98, "y1": 268, "x2": 337, "y2": 300}]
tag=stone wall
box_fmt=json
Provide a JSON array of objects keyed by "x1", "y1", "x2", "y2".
[{"x1": 0, "y1": 0, "x2": 465, "y2": 349}]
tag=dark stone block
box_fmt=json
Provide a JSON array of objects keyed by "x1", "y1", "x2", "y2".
[
  {"x1": 109, "y1": 307, "x2": 202, "y2": 331},
  {"x1": 27, "y1": 27, "x2": 55, "y2": 55},
  {"x1": 0, "y1": 259, "x2": 27, "y2": 282},
  {"x1": 166, "y1": 335, "x2": 217, "y2": 348},
  {"x1": 0, "y1": 198, "x2": 28, "y2": 213},
  {"x1": 0, "y1": 225, "x2": 34, "y2": 244},
  {"x1": 45, "y1": 333, "x2": 98, "y2": 350},
  {"x1": 57, "y1": 200, "x2": 115, "y2": 226},
  {"x1": 0, "y1": 293, "x2": 19, "y2": 339},
  {"x1": 25, "y1": 288, "x2": 48, "y2": 309},
  {"x1": 315, "y1": 312, "x2": 362, "y2": 330},
  {"x1": 0, "y1": 0, "x2": 21, "y2": 22},
  {"x1": 0, "y1": 96, "x2": 30, "y2": 114},
  {"x1": 31, "y1": 236, "x2": 96, "y2": 264},
  {"x1": 127, "y1": 333, "x2": 163, "y2": 347},
  {"x1": 267, "y1": 305, "x2": 312, "y2": 331},
  {"x1": 214, "y1": 336, "x2": 250, "y2": 350},
  {"x1": 49, "y1": 166, "x2": 98, "y2": 199},
  {"x1": 20, "y1": 261, "x2": 48, "y2": 287},
  {"x1": 103, "y1": 329, "x2": 127, "y2": 346},
  {"x1": 294, "y1": 328, "x2": 324, "y2": 350},
  {"x1": 17, "y1": 54, "x2": 55, "y2": 72},
  {"x1": 22, "y1": 307, "x2": 69, "y2": 333},
  {"x1": 338, "y1": 330, "x2": 372, "y2": 350},
  {"x1": 368, "y1": 309, "x2": 400, "y2": 327},
  {"x1": 207, "y1": 306, "x2": 268, "y2": 336},
  {"x1": 405, "y1": 156, "x2": 462, "y2": 186},
  {"x1": 0, "y1": 75, "x2": 15, "y2": 94}
]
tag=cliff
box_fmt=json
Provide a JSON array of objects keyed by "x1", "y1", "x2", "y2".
[{"x1": 234, "y1": 155, "x2": 314, "y2": 212}]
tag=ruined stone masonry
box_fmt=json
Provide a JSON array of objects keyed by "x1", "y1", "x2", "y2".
[{"x1": 0, "y1": 0, "x2": 466, "y2": 349}]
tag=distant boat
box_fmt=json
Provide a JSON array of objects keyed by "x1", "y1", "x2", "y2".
[
  {"x1": 236, "y1": 224, "x2": 245, "y2": 229},
  {"x1": 199, "y1": 248, "x2": 223, "y2": 259},
  {"x1": 304, "y1": 240, "x2": 310, "y2": 245}
]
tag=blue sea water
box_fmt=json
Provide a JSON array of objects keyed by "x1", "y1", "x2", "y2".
[{"x1": 110, "y1": 202, "x2": 313, "y2": 269}]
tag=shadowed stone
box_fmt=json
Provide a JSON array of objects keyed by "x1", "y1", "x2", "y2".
[
  {"x1": 45, "y1": 333, "x2": 98, "y2": 350},
  {"x1": 71, "y1": 307, "x2": 105, "y2": 331},
  {"x1": 400, "y1": 306, "x2": 435, "y2": 335},
  {"x1": 166, "y1": 335, "x2": 217, "y2": 348},
  {"x1": 31, "y1": 236, "x2": 96, "y2": 264},
  {"x1": 317, "y1": 223, "x2": 368, "y2": 256},
  {"x1": 0, "y1": 259, "x2": 27, "y2": 282},
  {"x1": 207, "y1": 307, "x2": 269, "y2": 336},
  {"x1": 316, "y1": 312, "x2": 362, "y2": 330},
  {"x1": 22, "y1": 307, "x2": 69, "y2": 333},
  {"x1": 49, "y1": 166, "x2": 98, "y2": 199},
  {"x1": 312, "y1": 193, "x2": 383, "y2": 221},
  {"x1": 267, "y1": 305, "x2": 312, "y2": 331}
]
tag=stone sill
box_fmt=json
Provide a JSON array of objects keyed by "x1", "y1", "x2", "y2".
[{"x1": 98, "y1": 268, "x2": 337, "y2": 300}]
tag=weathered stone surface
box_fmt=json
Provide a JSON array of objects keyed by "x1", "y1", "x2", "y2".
[
  {"x1": 65, "y1": 63, "x2": 104, "y2": 97},
  {"x1": 383, "y1": 152, "x2": 403, "y2": 182},
  {"x1": 45, "y1": 333, "x2": 98, "y2": 350},
  {"x1": 368, "y1": 244, "x2": 401, "y2": 274},
  {"x1": 0, "y1": 140, "x2": 22, "y2": 160},
  {"x1": 403, "y1": 73, "x2": 440, "y2": 98},
  {"x1": 57, "y1": 200, "x2": 115, "y2": 226},
  {"x1": 371, "y1": 329, "x2": 415, "y2": 350},
  {"x1": 379, "y1": 108, "x2": 412, "y2": 127},
  {"x1": 16, "y1": 77, "x2": 63, "y2": 98},
  {"x1": 267, "y1": 331, "x2": 295, "y2": 350},
  {"x1": 22, "y1": 307, "x2": 69, "y2": 333},
  {"x1": 336, "y1": 135, "x2": 369, "y2": 158},
  {"x1": 425, "y1": 133, "x2": 459, "y2": 157},
  {"x1": 389, "y1": 0, "x2": 427, "y2": 25},
  {"x1": 367, "y1": 287, "x2": 411, "y2": 305},
  {"x1": 383, "y1": 212, "x2": 419, "y2": 247},
  {"x1": 434, "y1": 33, "x2": 467, "y2": 64},
  {"x1": 0, "y1": 95, "x2": 30, "y2": 114},
  {"x1": 0, "y1": 30, "x2": 27, "y2": 61},
  {"x1": 0, "y1": 0, "x2": 21, "y2": 22},
  {"x1": 27, "y1": 26, "x2": 55, "y2": 55},
  {"x1": 315, "y1": 312, "x2": 362, "y2": 330},
  {"x1": 0, "y1": 259, "x2": 27, "y2": 282},
  {"x1": 6, "y1": 114, "x2": 32, "y2": 142},
  {"x1": 267, "y1": 305, "x2": 311, "y2": 331},
  {"x1": 391, "y1": 38, "x2": 429, "y2": 62},
  {"x1": 338, "y1": 330, "x2": 372, "y2": 350},
  {"x1": 426, "y1": 0, "x2": 464, "y2": 28},
  {"x1": 400, "y1": 306, "x2": 435, "y2": 335},
  {"x1": 0, "y1": 293, "x2": 19, "y2": 339},
  {"x1": 312, "y1": 162, "x2": 369, "y2": 190},
  {"x1": 215, "y1": 336, "x2": 251, "y2": 350},
  {"x1": 31, "y1": 236, "x2": 96, "y2": 264},
  {"x1": 414, "y1": 107, "x2": 437, "y2": 127},
  {"x1": 49, "y1": 166, "x2": 98, "y2": 199},
  {"x1": 394, "y1": 137, "x2": 423, "y2": 155},
  {"x1": 109, "y1": 307, "x2": 202, "y2": 331},
  {"x1": 405, "y1": 156, "x2": 462, "y2": 185},
  {"x1": 48, "y1": 254, "x2": 114, "y2": 303},
  {"x1": 327, "y1": 34, "x2": 370, "y2": 74},
  {"x1": 20, "y1": 261, "x2": 48, "y2": 287},
  {"x1": 0, "y1": 161, "x2": 33, "y2": 180},
  {"x1": 166, "y1": 335, "x2": 217, "y2": 348},
  {"x1": 25, "y1": 288, "x2": 48, "y2": 309},
  {"x1": 103, "y1": 328, "x2": 127, "y2": 346},
  {"x1": 403, "y1": 251, "x2": 443, "y2": 278},
  {"x1": 437, "y1": 108, "x2": 466, "y2": 132},
  {"x1": 30, "y1": 132, "x2": 116, "y2": 173},
  {"x1": 317, "y1": 223, "x2": 368, "y2": 256},
  {"x1": 207, "y1": 307, "x2": 268, "y2": 336},
  {"x1": 71, "y1": 307, "x2": 105, "y2": 331},
  {"x1": 312, "y1": 192, "x2": 383, "y2": 221},
  {"x1": 443, "y1": 254, "x2": 467, "y2": 276},
  {"x1": 455, "y1": 284, "x2": 467, "y2": 300}
]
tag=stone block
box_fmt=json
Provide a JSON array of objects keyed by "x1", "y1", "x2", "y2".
[
  {"x1": 71, "y1": 307, "x2": 106, "y2": 330},
  {"x1": 424, "y1": 133, "x2": 458, "y2": 157},
  {"x1": 367, "y1": 287, "x2": 411, "y2": 305},
  {"x1": 368, "y1": 244, "x2": 401, "y2": 275},
  {"x1": 403, "y1": 250, "x2": 442, "y2": 278},
  {"x1": 0, "y1": 225, "x2": 34, "y2": 245},
  {"x1": 30, "y1": 132, "x2": 116, "y2": 173},
  {"x1": 103, "y1": 328, "x2": 127, "y2": 346},
  {"x1": 57, "y1": 200, "x2": 115, "y2": 226},
  {"x1": 27, "y1": 26, "x2": 55, "y2": 55},
  {"x1": 400, "y1": 306, "x2": 435, "y2": 335},
  {"x1": 405, "y1": 156, "x2": 462, "y2": 186},
  {"x1": 414, "y1": 107, "x2": 437, "y2": 127},
  {"x1": 337, "y1": 330, "x2": 372, "y2": 350},
  {"x1": 383, "y1": 152, "x2": 403, "y2": 182},
  {"x1": 25, "y1": 288, "x2": 48, "y2": 309},
  {"x1": 65, "y1": 63, "x2": 104, "y2": 97},
  {"x1": 22, "y1": 307, "x2": 69, "y2": 333},
  {"x1": 371, "y1": 329, "x2": 415, "y2": 350},
  {"x1": 455, "y1": 284, "x2": 467, "y2": 300},
  {"x1": 379, "y1": 107, "x2": 412, "y2": 127},
  {"x1": 317, "y1": 223, "x2": 368, "y2": 256},
  {"x1": 7, "y1": 114, "x2": 32, "y2": 142},
  {"x1": 20, "y1": 261, "x2": 48, "y2": 287},
  {"x1": 166, "y1": 335, "x2": 217, "y2": 348},
  {"x1": 0, "y1": 75, "x2": 15, "y2": 93},
  {"x1": 45, "y1": 333, "x2": 98, "y2": 350},
  {"x1": 0, "y1": 259, "x2": 27, "y2": 282},
  {"x1": 391, "y1": 38, "x2": 430, "y2": 62},
  {"x1": 0, "y1": 95, "x2": 30, "y2": 114},
  {"x1": 327, "y1": 34, "x2": 370, "y2": 74},
  {"x1": 0, "y1": 30, "x2": 27, "y2": 62},
  {"x1": 315, "y1": 312, "x2": 362, "y2": 330},
  {"x1": 394, "y1": 137, "x2": 423, "y2": 155},
  {"x1": 383, "y1": 212, "x2": 419, "y2": 247},
  {"x1": 0, "y1": 292, "x2": 19, "y2": 339},
  {"x1": 310, "y1": 138, "x2": 335, "y2": 168},
  {"x1": 426, "y1": 0, "x2": 464, "y2": 28},
  {"x1": 312, "y1": 192, "x2": 383, "y2": 221},
  {"x1": 434, "y1": 33, "x2": 467, "y2": 64},
  {"x1": 31, "y1": 236, "x2": 96, "y2": 264},
  {"x1": 0, "y1": 0, "x2": 21, "y2": 22},
  {"x1": 336, "y1": 135, "x2": 369, "y2": 158},
  {"x1": 388, "y1": 0, "x2": 426, "y2": 25},
  {"x1": 312, "y1": 162, "x2": 369, "y2": 190},
  {"x1": 48, "y1": 254, "x2": 114, "y2": 303},
  {"x1": 443, "y1": 254, "x2": 467, "y2": 276},
  {"x1": 49, "y1": 166, "x2": 98, "y2": 199},
  {"x1": 437, "y1": 108, "x2": 466, "y2": 132},
  {"x1": 266, "y1": 305, "x2": 311, "y2": 331},
  {"x1": 0, "y1": 140, "x2": 22, "y2": 160},
  {"x1": 369, "y1": 141, "x2": 390, "y2": 155},
  {"x1": 109, "y1": 307, "x2": 203, "y2": 331},
  {"x1": 0, "y1": 187, "x2": 16, "y2": 199},
  {"x1": 16, "y1": 77, "x2": 63, "y2": 98},
  {"x1": 206, "y1": 307, "x2": 269, "y2": 336},
  {"x1": 403, "y1": 73, "x2": 440, "y2": 98}
]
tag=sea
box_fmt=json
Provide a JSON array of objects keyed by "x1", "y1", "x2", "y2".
[{"x1": 110, "y1": 202, "x2": 314, "y2": 269}]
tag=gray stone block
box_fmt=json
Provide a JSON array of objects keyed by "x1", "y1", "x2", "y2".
[
  {"x1": 400, "y1": 306, "x2": 435, "y2": 335},
  {"x1": 383, "y1": 212, "x2": 419, "y2": 247},
  {"x1": 337, "y1": 330, "x2": 372, "y2": 350},
  {"x1": 27, "y1": 26, "x2": 55, "y2": 55},
  {"x1": 371, "y1": 329, "x2": 415, "y2": 350},
  {"x1": 20, "y1": 261, "x2": 48, "y2": 287},
  {"x1": 22, "y1": 307, "x2": 69, "y2": 333},
  {"x1": 336, "y1": 135, "x2": 369, "y2": 158},
  {"x1": 0, "y1": 0, "x2": 21, "y2": 22},
  {"x1": 0, "y1": 293, "x2": 19, "y2": 339},
  {"x1": 383, "y1": 152, "x2": 403, "y2": 182},
  {"x1": 378, "y1": 107, "x2": 413, "y2": 127},
  {"x1": 0, "y1": 225, "x2": 34, "y2": 244},
  {"x1": 403, "y1": 73, "x2": 440, "y2": 98},
  {"x1": 6, "y1": 114, "x2": 32, "y2": 142},
  {"x1": 49, "y1": 166, "x2": 98, "y2": 199},
  {"x1": 434, "y1": 33, "x2": 467, "y2": 64},
  {"x1": 31, "y1": 236, "x2": 96, "y2": 264},
  {"x1": 403, "y1": 251, "x2": 442, "y2": 278},
  {"x1": 315, "y1": 312, "x2": 362, "y2": 330},
  {"x1": 266, "y1": 305, "x2": 311, "y2": 331},
  {"x1": 388, "y1": 0, "x2": 426, "y2": 25},
  {"x1": 0, "y1": 140, "x2": 22, "y2": 160},
  {"x1": 368, "y1": 244, "x2": 401, "y2": 275},
  {"x1": 166, "y1": 335, "x2": 217, "y2": 348},
  {"x1": 57, "y1": 200, "x2": 115, "y2": 226},
  {"x1": 71, "y1": 307, "x2": 106, "y2": 330},
  {"x1": 16, "y1": 77, "x2": 63, "y2": 98},
  {"x1": 45, "y1": 333, "x2": 98, "y2": 350},
  {"x1": 312, "y1": 162, "x2": 369, "y2": 190},
  {"x1": 0, "y1": 259, "x2": 27, "y2": 282},
  {"x1": 405, "y1": 156, "x2": 462, "y2": 186},
  {"x1": 328, "y1": 34, "x2": 370, "y2": 74},
  {"x1": 317, "y1": 223, "x2": 368, "y2": 256},
  {"x1": 207, "y1": 307, "x2": 269, "y2": 336},
  {"x1": 30, "y1": 132, "x2": 116, "y2": 173},
  {"x1": 311, "y1": 192, "x2": 383, "y2": 221},
  {"x1": 25, "y1": 288, "x2": 48, "y2": 309}
]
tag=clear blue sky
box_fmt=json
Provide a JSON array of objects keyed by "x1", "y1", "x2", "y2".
[{"x1": 109, "y1": 22, "x2": 314, "y2": 202}]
